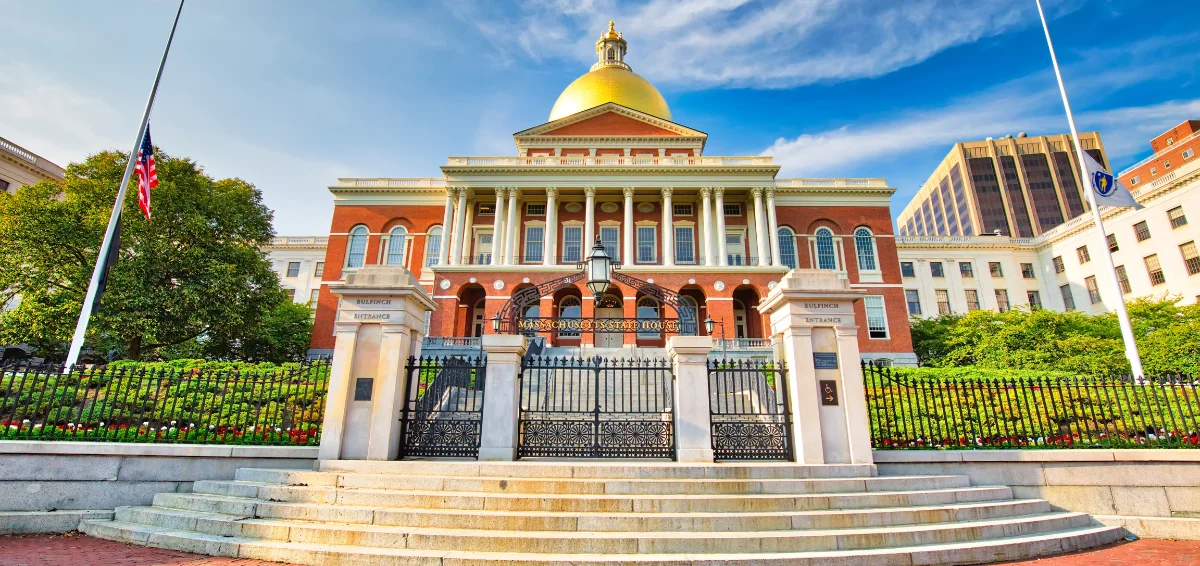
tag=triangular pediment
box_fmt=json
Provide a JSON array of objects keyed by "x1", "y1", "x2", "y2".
[{"x1": 515, "y1": 103, "x2": 707, "y2": 138}]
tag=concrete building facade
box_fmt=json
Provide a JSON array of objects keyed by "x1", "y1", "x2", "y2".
[
  {"x1": 0, "y1": 135, "x2": 64, "y2": 195},
  {"x1": 263, "y1": 236, "x2": 329, "y2": 307}
]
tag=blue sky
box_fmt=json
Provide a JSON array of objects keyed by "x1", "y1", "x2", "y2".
[{"x1": 2, "y1": 0, "x2": 1198, "y2": 235}]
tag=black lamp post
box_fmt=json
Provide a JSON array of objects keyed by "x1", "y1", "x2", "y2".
[
  {"x1": 585, "y1": 236, "x2": 613, "y2": 301},
  {"x1": 704, "y1": 315, "x2": 727, "y2": 357}
]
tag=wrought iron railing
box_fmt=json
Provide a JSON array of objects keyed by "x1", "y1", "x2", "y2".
[
  {"x1": 863, "y1": 362, "x2": 1200, "y2": 449},
  {"x1": 398, "y1": 355, "x2": 487, "y2": 459},
  {"x1": 708, "y1": 359, "x2": 791, "y2": 460},
  {"x1": 422, "y1": 337, "x2": 482, "y2": 348},
  {"x1": 715, "y1": 338, "x2": 774, "y2": 350},
  {"x1": 0, "y1": 361, "x2": 329, "y2": 445}
]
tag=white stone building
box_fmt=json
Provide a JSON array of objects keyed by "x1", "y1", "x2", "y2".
[
  {"x1": 262, "y1": 236, "x2": 328, "y2": 306},
  {"x1": 898, "y1": 147, "x2": 1200, "y2": 317}
]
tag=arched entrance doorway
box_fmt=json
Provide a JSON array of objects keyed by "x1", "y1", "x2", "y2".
[
  {"x1": 457, "y1": 284, "x2": 487, "y2": 338},
  {"x1": 594, "y1": 292, "x2": 623, "y2": 348},
  {"x1": 731, "y1": 286, "x2": 762, "y2": 339}
]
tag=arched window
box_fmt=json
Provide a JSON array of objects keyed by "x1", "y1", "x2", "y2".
[
  {"x1": 559, "y1": 296, "x2": 582, "y2": 337},
  {"x1": 385, "y1": 226, "x2": 407, "y2": 266},
  {"x1": 607, "y1": 47, "x2": 615, "y2": 61},
  {"x1": 777, "y1": 227, "x2": 797, "y2": 269},
  {"x1": 854, "y1": 227, "x2": 878, "y2": 272},
  {"x1": 346, "y1": 225, "x2": 368, "y2": 268},
  {"x1": 521, "y1": 304, "x2": 539, "y2": 338},
  {"x1": 424, "y1": 226, "x2": 442, "y2": 267},
  {"x1": 815, "y1": 227, "x2": 837, "y2": 270},
  {"x1": 678, "y1": 295, "x2": 698, "y2": 336},
  {"x1": 636, "y1": 297, "x2": 660, "y2": 339}
]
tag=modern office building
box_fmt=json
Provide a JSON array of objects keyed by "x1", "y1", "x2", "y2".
[
  {"x1": 896, "y1": 133, "x2": 1109, "y2": 238},
  {"x1": 898, "y1": 123, "x2": 1200, "y2": 317}
]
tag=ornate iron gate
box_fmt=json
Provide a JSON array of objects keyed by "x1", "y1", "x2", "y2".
[
  {"x1": 708, "y1": 359, "x2": 793, "y2": 461},
  {"x1": 518, "y1": 356, "x2": 675, "y2": 459},
  {"x1": 397, "y1": 355, "x2": 487, "y2": 458}
]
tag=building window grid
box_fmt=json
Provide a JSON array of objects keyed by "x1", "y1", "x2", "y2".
[
  {"x1": 995, "y1": 289, "x2": 1010, "y2": 313},
  {"x1": 600, "y1": 226, "x2": 620, "y2": 262},
  {"x1": 901, "y1": 262, "x2": 915, "y2": 278},
  {"x1": 526, "y1": 203, "x2": 546, "y2": 216},
  {"x1": 723, "y1": 203, "x2": 742, "y2": 216},
  {"x1": 1169, "y1": 206, "x2": 1187, "y2": 229},
  {"x1": 935, "y1": 290, "x2": 951, "y2": 315},
  {"x1": 854, "y1": 228, "x2": 878, "y2": 271},
  {"x1": 636, "y1": 297, "x2": 660, "y2": 339},
  {"x1": 314, "y1": 262, "x2": 324, "y2": 278},
  {"x1": 989, "y1": 262, "x2": 1003, "y2": 277},
  {"x1": 636, "y1": 226, "x2": 656, "y2": 263},
  {"x1": 1085, "y1": 276, "x2": 1102, "y2": 305},
  {"x1": 930, "y1": 262, "x2": 944, "y2": 278},
  {"x1": 1183, "y1": 148, "x2": 1195, "y2": 159},
  {"x1": 905, "y1": 290, "x2": 922, "y2": 315},
  {"x1": 524, "y1": 226, "x2": 544, "y2": 263},
  {"x1": 864, "y1": 296, "x2": 889, "y2": 339},
  {"x1": 672, "y1": 203, "x2": 693, "y2": 216},
  {"x1": 964, "y1": 289, "x2": 981, "y2": 311},
  {"x1": 1181, "y1": 241, "x2": 1200, "y2": 276},
  {"x1": 346, "y1": 226, "x2": 368, "y2": 269},
  {"x1": 477, "y1": 203, "x2": 495, "y2": 216},
  {"x1": 1052, "y1": 256, "x2": 1065, "y2": 274},
  {"x1": 1027, "y1": 291, "x2": 1042, "y2": 310},
  {"x1": 1021, "y1": 263, "x2": 1036, "y2": 279},
  {"x1": 425, "y1": 228, "x2": 442, "y2": 267},
  {"x1": 778, "y1": 228, "x2": 797, "y2": 269},
  {"x1": 960, "y1": 262, "x2": 974, "y2": 278},
  {"x1": 1107, "y1": 233, "x2": 1119, "y2": 252},
  {"x1": 1134, "y1": 221, "x2": 1152, "y2": 242},
  {"x1": 563, "y1": 226, "x2": 583, "y2": 262},
  {"x1": 674, "y1": 226, "x2": 696, "y2": 264},
  {"x1": 558, "y1": 297, "x2": 582, "y2": 337},
  {"x1": 386, "y1": 227, "x2": 407, "y2": 266},
  {"x1": 1145, "y1": 254, "x2": 1165, "y2": 286},
  {"x1": 1115, "y1": 265, "x2": 1132, "y2": 294},
  {"x1": 815, "y1": 228, "x2": 837, "y2": 270},
  {"x1": 1076, "y1": 245, "x2": 1090, "y2": 264},
  {"x1": 286, "y1": 262, "x2": 300, "y2": 278},
  {"x1": 1060, "y1": 284, "x2": 1075, "y2": 311}
]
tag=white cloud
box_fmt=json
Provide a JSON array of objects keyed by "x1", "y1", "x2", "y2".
[{"x1": 0, "y1": 63, "x2": 123, "y2": 166}]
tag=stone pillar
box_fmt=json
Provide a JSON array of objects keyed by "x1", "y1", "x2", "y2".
[
  {"x1": 668, "y1": 336, "x2": 715, "y2": 463},
  {"x1": 752, "y1": 187, "x2": 768, "y2": 266},
  {"x1": 584, "y1": 186, "x2": 596, "y2": 252},
  {"x1": 544, "y1": 186, "x2": 558, "y2": 266},
  {"x1": 460, "y1": 197, "x2": 475, "y2": 264},
  {"x1": 766, "y1": 188, "x2": 781, "y2": 267},
  {"x1": 490, "y1": 189, "x2": 505, "y2": 266},
  {"x1": 316, "y1": 266, "x2": 436, "y2": 461},
  {"x1": 438, "y1": 189, "x2": 455, "y2": 265},
  {"x1": 700, "y1": 187, "x2": 715, "y2": 266},
  {"x1": 449, "y1": 188, "x2": 468, "y2": 265},
  {"x1": 478, "y1": 334, "x2": 529, "y2": 461},
  {"x1": 622, "y1": 186, "x2": 635, "y2": 264},
  {"x1": 714, "y1": 187, "x2": 728, "y2": 266},
  {"x1": 758, "y1": 269, "x2": 871, "y2": 465},
  {"x1": 661, "y1": 187, "x2": 674, "y2": 266},
  {"x1": 505, "y1": 187, "x2": 519, "y2": 265}
]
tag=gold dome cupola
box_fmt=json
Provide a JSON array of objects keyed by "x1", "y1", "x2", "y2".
[{"x1": 548, "y1": 21, "x2": 672, "y2": 122}]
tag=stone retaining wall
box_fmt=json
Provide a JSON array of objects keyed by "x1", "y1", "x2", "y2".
[
  {"x1": 0, "y1": 441, "x2": 317, "y2": 534},
  {"x1": 876, "y1": 449, "x2": 1200, "y2": 540}
]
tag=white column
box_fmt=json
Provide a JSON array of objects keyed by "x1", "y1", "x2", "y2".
[
  {"x1": 460, "y1": 198, "x2": 475, "y2": 264},
  {"x1": 697, "y1": 191, "x2": 708, "y2": 265},
  {"x1": 584, "y1": 186, "x2": 596, "y2": 249},
  {"x1": 438, "y1": 190, "x2": 455, "y2": 266},
  {"x1": 478, "y1": 334, "x2": 528, "y2": 461},
  {"x1": 668, "y1": 336, "x2": 715, "y2": 463},
  {"x1": 661, "y1": 187, "x2": 674, "y2": 266},
  {"x1": 767, "y1": 187, "x2": 781, "y2": 267},
  {"x1": 505, "y1": 187, "x2": 519, "y2": 265},
  {"x1": 714, "y1": 187, "x2": 728, "y2": 267},
  {"x1": 316, "y1": 324, "x2": 360, "y2": 461},
  {"x1": 490, "y1": 189, "x2": 505, "y2": 266},
  {"x1": 746, "y1": 196, "x2": 758, "y2": 264},
  {"x1": 449, "y1": 188, "x2": 467, "y2": 265},
  {"x1": 622, "y1": 186, "x2": 634, "y2": 264},
  {"x1": 700, "y1": 187, "x2": 715, "y2": 266},
  {"x1": 752, "y1": 187, "x2": 769, "y2": 266},
  {"x1": 543, "y1": 186, "x2": 558, "y2": 266}
]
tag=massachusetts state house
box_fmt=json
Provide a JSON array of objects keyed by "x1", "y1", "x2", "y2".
[{"x1": 310, "y1": 23, "x2": 914, "y2": 364}]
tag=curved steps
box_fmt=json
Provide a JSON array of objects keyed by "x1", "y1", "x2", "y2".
[{"x1": 80, "y1": 460, "x2": 1124, "y2": 565}]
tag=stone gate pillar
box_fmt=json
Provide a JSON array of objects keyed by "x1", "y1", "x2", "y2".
[
  {"x1": 758, "y1": 270, "x2": 873, "y2": 465},
  {"x1": 317, "y1": 266, "x2": 436, "y2": 461},
  {"x1": 478, "y1": 334, "x2": 528, "y2": 461},
  {"x1": 668, "y1": 336, "x2": 715, "y2": 463}
]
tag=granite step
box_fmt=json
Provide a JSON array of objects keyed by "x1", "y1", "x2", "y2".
[{"x1": 303, "y1": 461, "x2": 880, "y2": 480}]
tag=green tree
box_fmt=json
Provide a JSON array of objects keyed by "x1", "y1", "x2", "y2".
[{"x1": 0, "y1": 149, "x2": 286, "y2": 360}]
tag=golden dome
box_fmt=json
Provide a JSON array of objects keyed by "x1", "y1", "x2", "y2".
[{"x1": 548, "y1": 67, "x2": 671, "y2": 122}]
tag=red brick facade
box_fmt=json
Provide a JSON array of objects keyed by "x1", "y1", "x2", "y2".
[{"x1": 1118, "y1": 120, "x2": 1200, "y2": 189}]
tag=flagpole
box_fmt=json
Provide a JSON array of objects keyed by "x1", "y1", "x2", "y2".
[
  {"x1": 1035, "y1": 0, "x2": 1144, "y2": 378},
  {"x1": 64, "y1": 0, "x2": 186, "y2": 368}
]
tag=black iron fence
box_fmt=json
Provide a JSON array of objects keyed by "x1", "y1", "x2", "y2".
[
  {"x1": 864, "y1": 362, "x2": 1200, "y2": 449},
  {"x1": 708, "y1": 359, "x2": 792, "y2": 460},
  {"x1": 398, "y1": 355, "x2": 487, "y2": 458},
  {"x1": 0, "y1": 361, "x2": 329, "y2": 445}
]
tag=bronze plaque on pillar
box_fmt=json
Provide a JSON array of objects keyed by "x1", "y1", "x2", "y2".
[
  {"x1": 354, "y1": 378, "x2": 373, "y2": 401},
  {"x1": 819, "y1": 380, "x2": 838, "y2": 406}
]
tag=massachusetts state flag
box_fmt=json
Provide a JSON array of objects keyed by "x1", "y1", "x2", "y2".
[
  {"x1": 1082, "y1": 151, "x2": 1142, "y2": 210},
  {"x1": 134, "y1": 126, "x2": 158, "y2": 220}
]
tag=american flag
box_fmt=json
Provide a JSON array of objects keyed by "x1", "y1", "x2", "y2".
[{"x1": 134, "y1": 126, "x2": 158, "y2": 220}]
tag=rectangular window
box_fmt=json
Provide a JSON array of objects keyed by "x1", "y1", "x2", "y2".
[
  {"x1": 286, "y1": 262, "x2": 300, "y2": 277},
  {"x1": 1181, "y1": 241, "x2": 1200, "y2": 276},
  {"x1": 637, "y1": 226, "x2": 656, "y2": 263},
  {"x1": 475, "y1": 234, "x2": 492, "y2": 264},
  {"x1": 864, "y1": 296, "x2": 889, "y2": 339},
  {"x1": 478, "y1": 203, "x2": 495, "y2": 216},
  {"x1": 563, "y1": 226, "x2": 583, "y2": 262},
  {"x1": 601, "y1": 226, "x2": 620, "y2": 262},
  {"x1": 526, "y1": 203, "x2": 546, "y2": 216},
  {"x1": 1134, "y1": 220, "x2": 1151, "y2": 242},
  {"x1": 930, "y1": 262, "x2": 944, "y2": 278},
  {"x1": 1145, "y1": 254, "x2": 1165, "y2": 286},
  {"x1": 309, "y1": 289, "x2": 320, "y2": 304},
  {"x1": 314, "y1": 262, "x2": 324, "y2": 277},
  {"x1": 1060, "y1": 284, "x2": 1075, "y2": 310},
  {"x1": 723, "y1": 203, "x2": 742, "y2": 216},
  {"x1": 1169, "y1": 206, "x2": 1188, "y2": 229},
  {"x1": 0, "y1": 179, "x2": 9, "y2": 192},
  {"x1": 672, "y1": 203, "x2": 693, "y2": 216},
  {"x1": 1131, "y1": 176, "x2": 1140, "y2": 185},
  {"x1": 989, "y1": 262, "x2": 1004, "y2": 277},
  {"x1": 959, "y1": 262, "x2": 974, "y2": 277},
  {"x1": 1085, "y1": 275, "x2": 1102, "y2": 304},
  {"x1": 905, "y1": 290, "x2": 922, "y2": 315},
  {"x1": 964, "y1": 289, "x2": 980, "y2": 311},
  {"x1": 1116, "y1": 265, "x2": 1132, "y2": 294},
  {"x1": 285, "y1": 288, "x2": 296, "y2": 300},
  {"x1": 1077, "y1": 245, "x2": 1090, "y2": 264},
  {"x1": 900, "y1": 262, "x2": 915, "y2": 278},
  {"x1": 1021, "y1": 263, "x2": 1036, "y2": 279},
  {"x1": 425, "y1": 232, "x2": 442, "y2": 267},
  {"x1": 524, "y1": 226, "x2": 544, "y2": 262},
  {"x1": 935, "y1": 290, "x2": 951, "y2": 315},
  {"x1": 1052, "y1": 256, "x2": 1065, "y2": 274},
  {"x1": 1107, "y1": 233, "x2": 1119, "y2": 252},
  {"x1": 1184, "y1": 148, "x2": 1195, "y2": 159},
  {"x1": 675, "y1": 226, "x2": 696, "y2": 264},
  {"x1": 1027, "y1": 290, "x2": 1042, "y2": 310},
  {"x1": 995, "y1": 289, "x2": 1010, "y2": 312}
]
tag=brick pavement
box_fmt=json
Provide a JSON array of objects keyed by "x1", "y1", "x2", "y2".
[{"x1": 3, "y1": 533, "x2": 1200, "y2": 565}]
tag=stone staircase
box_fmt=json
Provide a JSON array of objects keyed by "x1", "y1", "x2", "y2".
[{"x1": 80, "y1": 460, "x2": 1124, "y2": 565}]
